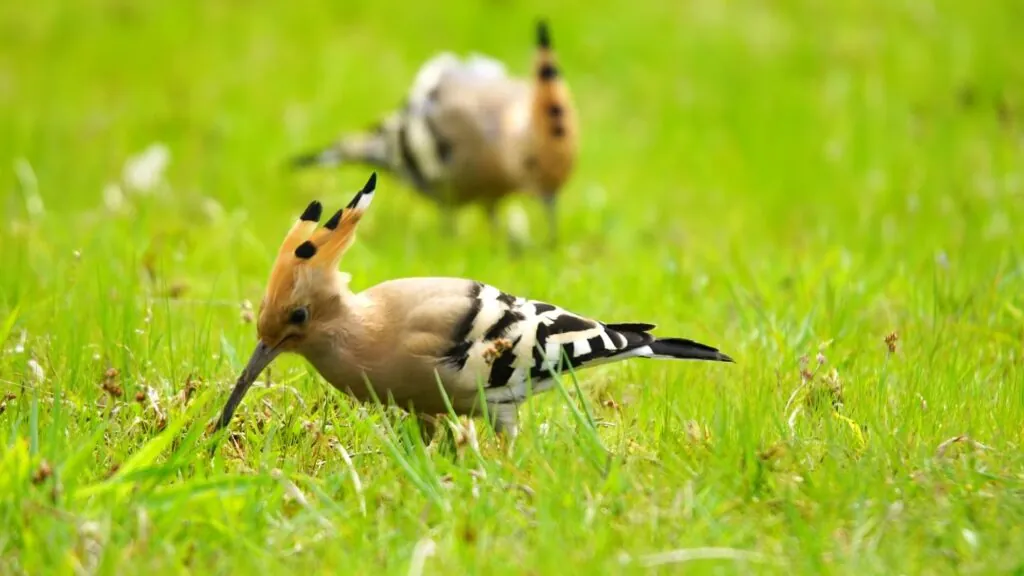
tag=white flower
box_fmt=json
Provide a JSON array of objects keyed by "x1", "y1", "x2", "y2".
[
  {"x1": 962, "y1": 528, "x2": 980, "y2": 550},
  {"x1": 14, "y1": 158, "x2": 44, "y2": 217},
  {"x1": 200, "y1": 197, "x2": 224, "y2": 221},
  {"x1": 122, "y1": 143, "x2": 170, "y2": 194},
  {"x1": 102, "y1": 182, "x2": 125, "y2": 211},
  {"x1": 27, "y1": 359, "x2": 45, "y2": 383}
]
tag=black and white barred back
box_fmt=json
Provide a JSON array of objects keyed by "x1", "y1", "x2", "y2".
[{"x1": 442, "y1": 282, "x2": 732, "y2": 405}]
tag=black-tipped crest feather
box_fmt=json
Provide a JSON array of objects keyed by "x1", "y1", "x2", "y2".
[
  {"x1": 347, "y1": 172, "x2": 378, "y2": 209},
  {"x1": 300, "y1": 201, "x2": 323, "y2": 222},
  {"x1": 294, "y1": 241, "x2": 317, "y2": 259},
  {"x1": 537, "y1": 20, "x2": 551, "y2": 49},
  {"x1": 324, "y1": 209, "x2": 343, "y2": 230}
]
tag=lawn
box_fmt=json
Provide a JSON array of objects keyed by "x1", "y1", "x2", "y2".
[{"x1": 1, "y1": 0, "x2": 1023, "y2": 573}]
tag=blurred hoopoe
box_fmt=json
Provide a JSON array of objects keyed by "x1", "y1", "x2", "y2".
[
  {"x1": 291, "y1": 21, "x2": 577, "y2": 246},
  {"x1": 216, "y1": 173, "x2": 733, "y2": 438}
]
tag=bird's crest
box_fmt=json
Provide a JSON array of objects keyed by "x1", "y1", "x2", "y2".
[
  {"x1": 529, "y1": 19, "x2": 577, "y2": 194},
  {"x1": 264, "y1": 172, "x2": 377, "y2": 303}
]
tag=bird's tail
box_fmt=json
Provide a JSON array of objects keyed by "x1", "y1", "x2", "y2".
[
  {"x1": 646, "y1": 337, "x2": 734, "y2": 362},
  {"x1": 290, "y1": 127, "x2": 392, "y2": 171},
  {"x1": 604, "y1": 323, "x2": 734, "y2": 363}
]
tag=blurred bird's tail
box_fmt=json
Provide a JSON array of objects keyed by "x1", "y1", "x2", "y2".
[
  {"x1": 290, "y1": 80, "x2": 449, "y2": 193},
  {"x1": 290, "y1": 128, "x2": 392, "y2": 171}
]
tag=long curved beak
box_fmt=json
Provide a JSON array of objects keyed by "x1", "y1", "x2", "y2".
[{"x1": 215, "y1": 340, "x2": 282, "y2": 431}]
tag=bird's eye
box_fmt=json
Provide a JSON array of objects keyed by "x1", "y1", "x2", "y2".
[{"x1": 288, "y1": 307, "x2": 309, "y2": 325}]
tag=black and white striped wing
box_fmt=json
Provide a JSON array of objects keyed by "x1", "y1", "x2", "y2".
[{"x1": 442, "y1": 283, "x2": 656, "y2": 404}]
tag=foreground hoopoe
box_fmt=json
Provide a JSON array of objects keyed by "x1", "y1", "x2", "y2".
[
  {"x1": 216, "y1": 173, "x2": 732, "y2": 438},
  {"x1": 290, "y1": 21, "x2": 577, "y2": 246}
]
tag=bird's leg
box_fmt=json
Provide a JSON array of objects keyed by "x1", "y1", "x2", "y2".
[
  {"x1": 485, "y1": 202, "x2": 501, "y2": 242},
  {"x1": 441, "y1": 206, "x2": 456, "y2": 238},
  {"x1": 486, "y1": 203, "x2": 522, "y2": 257},
  {"x1": 436, "y1": 188, "x2": 457, "y2": 238},
  {"x1": 489, "y1": 403, "x2": 520, "y2": 440},
  {"x1": 542, "y1": 193, "x2": 558, "y2": 248},
  {"x1": 417, "y1": 414, "x2": 439, "y2": 444}
]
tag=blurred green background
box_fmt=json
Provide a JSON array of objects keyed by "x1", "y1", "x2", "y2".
[{"x1": 1, "y1": 0, "x2": 1022, "y2": 573}]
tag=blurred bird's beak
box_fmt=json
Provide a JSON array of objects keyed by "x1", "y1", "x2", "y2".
[{"x1": 215, "y1": 340, "x2": 281, "y2": 431}]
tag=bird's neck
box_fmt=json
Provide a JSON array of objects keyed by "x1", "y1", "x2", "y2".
[{"x1": 298, "y1": 286, "x2": 383, "y2": 387}]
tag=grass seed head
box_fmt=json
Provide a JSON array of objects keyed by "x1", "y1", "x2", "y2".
[
  {"x1": 178, "y1": 374, "x2": 200, "y2": 404},
  {"x1": 602, "y1": 395, "x2": 620, "y2": 411},
  {"x1": 240, "y1": 300, "x2": 254, "y2": 323},
  {"x1": 165, "y1": 280, "x2": 189, "y2": 299},
  {"x1": 32, "y1": 460, "x2": 53, "y2": 485},
  {"x1": 885, "y1": 331, "x2": 899, "y2": 354},
  {"x1": 101, "y1": 367, "x2": 123, "y2": 397}
]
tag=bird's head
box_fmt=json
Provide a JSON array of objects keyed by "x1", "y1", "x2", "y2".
[{"x1": 215, "y1": 172, "x2": 377, "y2": 431}]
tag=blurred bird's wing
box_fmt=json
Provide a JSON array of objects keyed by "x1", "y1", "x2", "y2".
[
  {"x1": 392, "y1": 53, "x2": 532, "y2": 197},
  {"x1": 414, "y1": 53, "x2": 530, "y2": 144},
  {"x1": 409, "y1": 52, "x2": 509, "y2": 106},
  {"x1": 291, "y1": 53, "x2": 533, "y2": 201}
]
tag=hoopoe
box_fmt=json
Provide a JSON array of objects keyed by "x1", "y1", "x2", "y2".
[
  {"x1": 290, "y1": 21, "x2": 577, "y2": 247},
  {"x1": 216, "y1": 173, "x2": 733, "y2": 439}
]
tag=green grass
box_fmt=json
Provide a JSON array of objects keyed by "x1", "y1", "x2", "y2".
[{"x1": 2, "y1": 0, "x2": 1023, "y2": 573}]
